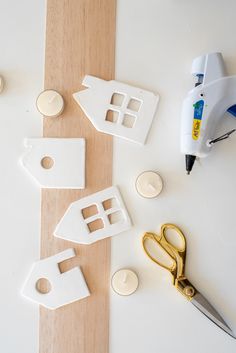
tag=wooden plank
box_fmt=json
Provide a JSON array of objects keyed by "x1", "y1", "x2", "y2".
[{"x1": 40, "y1": 1, "x2": 115, "y2": 352}]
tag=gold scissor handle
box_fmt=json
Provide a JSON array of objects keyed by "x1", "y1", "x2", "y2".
[
  {"x1": 142, "y1": 231, "x2": 177, "y2": 274},
  {"x1": 142, "y1": 224, "x2": 196, "y2": 300},
  {"x1": 142, "y1": 224, "x2": 186, "y2": 281},
  {"x1": 161, "y1": 224, "x2": 186, "y2": 253}
]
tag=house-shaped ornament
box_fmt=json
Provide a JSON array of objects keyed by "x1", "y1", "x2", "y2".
[{"x1": 73, "y1": 75, "x2": 159, "y2": 144}]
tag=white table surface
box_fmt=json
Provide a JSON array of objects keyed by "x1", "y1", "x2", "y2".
[{"x1": 1, "y1": 1, "x2": 236, "y2": 352}]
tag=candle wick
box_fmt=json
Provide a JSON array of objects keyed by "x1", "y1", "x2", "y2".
[
  {"x1": 49, "y1": 94, "x2": 57, "y2": 104},
  {"x1": 148, "y1": 183, "x2": 156, "y2": 191},
  {"x1": 122, "y1": 273, "x2": 128, "y2": 283}
]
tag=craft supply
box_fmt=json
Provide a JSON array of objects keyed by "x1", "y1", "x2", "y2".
[
  {"x1": 20, "y1": 138, "x2": 85, "y2": 189},
  {"x1": 36, "y1": 89, "x2": 64, "y2": 117},
  {"x1": 54, "y1": 186, "x2": 132, "y2": 244},
  {"x1": 111, "y1": 269, "x2": 138, "y2": 296},
  {"x1": 0, "y1": 75, "x2": 4, "y2": 93},
  {"x1": 142, "y1": 223, "x2": 235, "y2": 338},
  {"x1": 181, "y1": 52, "x2": 236, "y2": 174},
  {"x1": 73, "y1": 75, "x2": 159, "y2": 144},
  {"x1": 135, "y1": 171, "x2": 163, "y2": 198},
  {"x1": 21, "y1": 249, "x2": 90, "y2": 309}
]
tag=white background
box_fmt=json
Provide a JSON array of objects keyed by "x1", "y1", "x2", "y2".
[
  {"x1": 0, "y1": 1, "x2": 45, "y2": 352},
  {"x1": 1, "y1": 1, "x2": 236, "y2": 352}
]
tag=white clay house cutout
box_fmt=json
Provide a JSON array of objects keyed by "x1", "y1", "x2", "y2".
[
  {"x1": 21, "y1": 249, "x2": 90, "y2": 309},
  {"x1": 54, "y1": 186, "x2": 132, "y2": 244},
  {"x1": 20, "y1": 138, "x2": 85, "y2": 189},
  {"x1": 73, "y1": 75, "x2": 159, "y2": 144}
]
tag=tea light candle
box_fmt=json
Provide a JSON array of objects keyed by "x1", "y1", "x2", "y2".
[
  {"x1": 36, "y1": 89, "x2": 64, "y2": 117},
  {"x1": 111, "y1": 269, "x2": 139, "y2": 296},
  {"x1": 136, "y1": 171, "x2": 163, "y2": 198},
  {"x1": 0, "y1": 75, "x2": 4, "y2": 93}
]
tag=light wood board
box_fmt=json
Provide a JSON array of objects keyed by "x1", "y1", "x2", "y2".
[{"x1": 40, "y1": 1, "x2": 116, "y2": 352}]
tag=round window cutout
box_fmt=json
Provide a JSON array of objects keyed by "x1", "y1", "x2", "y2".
[
  {"x1": 41, "y1": 156, "x2": 54, "y2": 169},
  {"x1": 36, "y1": 278, "x2": 52, "y2": 294}
]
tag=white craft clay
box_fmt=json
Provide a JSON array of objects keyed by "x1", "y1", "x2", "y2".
[
  {"x1": 54, "y1": 186, "x2": 132, "y2": 244},
  {"x1": 73, "y1": 75, "x2": 159, "y2": 144},
  {"x1": 21, "y1": 249, "x2": 90, "y2": 309},
  {"x1": 20, "y1": 138, "x2": 85, "y2": 189}
]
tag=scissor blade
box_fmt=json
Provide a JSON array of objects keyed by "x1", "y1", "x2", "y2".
[{"x1": 191, "y1": 292, "x2": 235, "y2": 339}]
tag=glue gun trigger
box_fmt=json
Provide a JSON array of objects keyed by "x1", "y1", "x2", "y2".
[{"x1": 208, "y1": 129, "x2": 236, "y2": 145}]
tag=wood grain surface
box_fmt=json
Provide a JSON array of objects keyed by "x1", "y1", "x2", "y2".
[{"x1": 40, "y1": 1, "x2": 116, "y2": 352}]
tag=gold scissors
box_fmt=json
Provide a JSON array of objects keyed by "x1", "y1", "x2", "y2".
[{"x1": 142, "y1": 223, "x2": 235, "y2": 338}]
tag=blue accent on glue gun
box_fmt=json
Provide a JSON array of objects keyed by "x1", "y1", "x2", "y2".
[{"x1": 227, "y1": 104, "x2": 236, "y2": 117}]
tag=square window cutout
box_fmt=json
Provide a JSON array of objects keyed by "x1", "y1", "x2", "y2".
[
  {"x1": 110, "y1": 92, "x2": 125, "y2": 106},
  {"x1": 127, "y1": 98, "x2": 141, "y2": 112},
  {"x1": 122, "y1": 114, "x2": 136, "y2": 128},
  {"x1": 82, "y1": 204, "x2": 98, "y2": 219},
  {"x1": 102, "y1": 197, "x2": 117, "y2": 211},
  {"x1": 108, "y1": 211, "x2": 124, "y2": 225},
  {"x1": 87, "y1": 218, "x2": 104, "y2": 233},
  {"x1": 105, "y1": 110, "x2": 119, "y2": 123}
]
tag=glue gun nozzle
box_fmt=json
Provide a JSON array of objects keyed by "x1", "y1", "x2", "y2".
[{"x1": 185, "y1": 155, "x2": 196, "y2": 175}]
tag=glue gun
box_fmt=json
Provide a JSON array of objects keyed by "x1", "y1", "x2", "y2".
[{"x1": 181, "y1": 52, "x2": 236, "y2": 174}]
